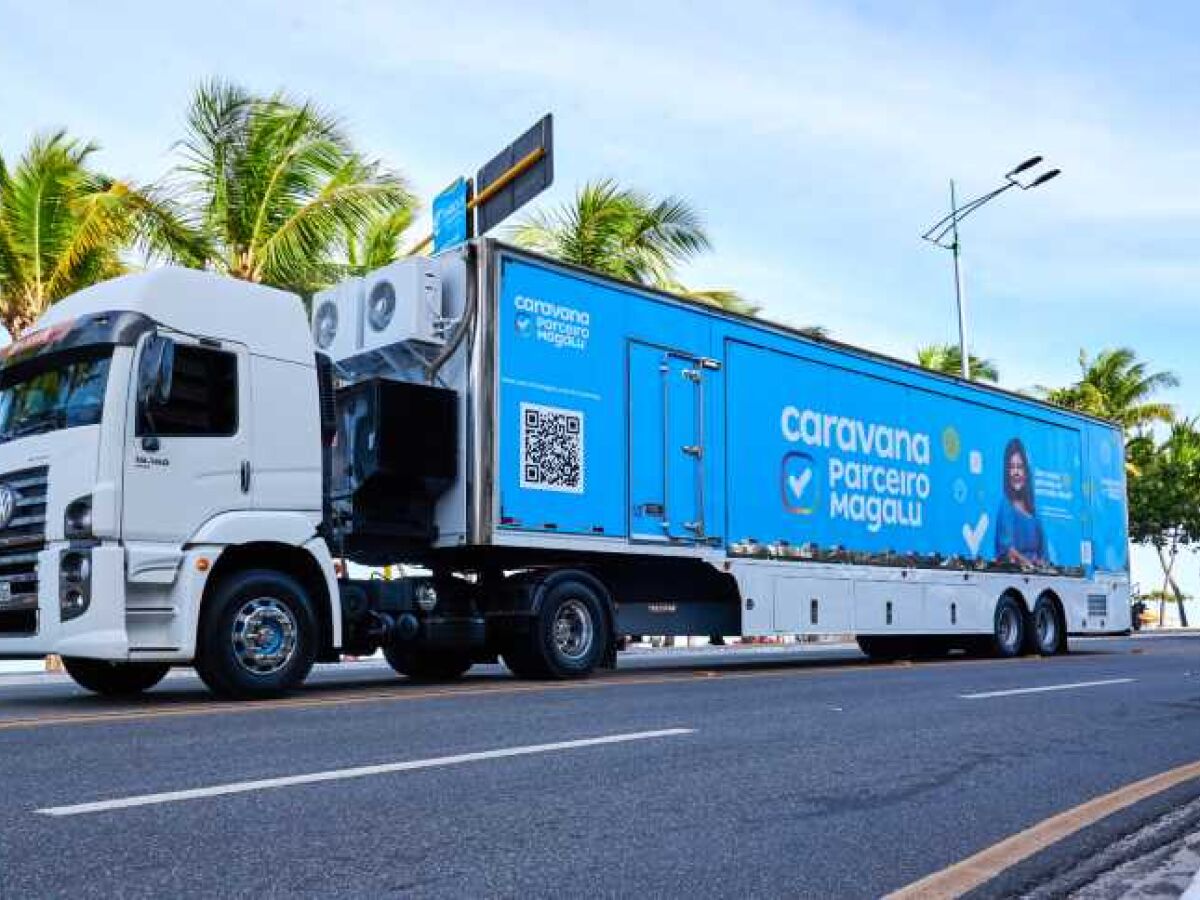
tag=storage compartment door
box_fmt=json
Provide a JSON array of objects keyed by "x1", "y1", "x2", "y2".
[{"x1": 628, "y1": 343, "x2": 707, "y2": 543}]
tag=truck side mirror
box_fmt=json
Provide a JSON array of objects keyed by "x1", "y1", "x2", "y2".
[{"x1": 137, "y1": 334, "x2": 175, "y2": 409}]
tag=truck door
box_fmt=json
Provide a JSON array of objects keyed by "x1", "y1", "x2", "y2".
[
  {"x1": 628, "y1": 342, "x2": 713, "y2": 543},
  {"x1": 122, "y1": 334, "x2": 252, "y2": 545}
]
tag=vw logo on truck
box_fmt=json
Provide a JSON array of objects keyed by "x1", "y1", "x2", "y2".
[{"x1": 0, "y1": 485, "x2": 16, "y2": 529}]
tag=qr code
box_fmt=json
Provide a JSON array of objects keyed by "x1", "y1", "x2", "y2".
[{"x1": 520, "y1": 402, "x2": 585, "y2": 494}]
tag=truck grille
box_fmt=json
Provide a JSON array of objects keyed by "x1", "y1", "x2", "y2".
[{"x1": 0, "y1": 466, "x2": 48, "y2": 635}]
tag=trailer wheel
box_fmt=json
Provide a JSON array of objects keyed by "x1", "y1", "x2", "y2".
[
  {"x1": 1031, "y1": 596, "x2": 1067, "y2": 656},
  {"x1": 195, "y1": 569, "x2": 318, "y2": 699},
  {"x1": 383, "y1": 644, "x2": 472, "y2": 681},
  {"x1": 991, "y1": 594, "x2": 1028, "y2": 658},
  {"x1": 504, "y1": 576, "x2": 608, "y2": 679},
  {"x1": 62, "y1": 658, "x2": 170, "y2": 697}
]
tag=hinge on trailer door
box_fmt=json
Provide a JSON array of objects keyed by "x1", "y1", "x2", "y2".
[
  {"x1": 681, "y1": 444, "x2": 703, "y2": 458},
  {"x1": 699, "y1": 357, "x2": 721, "y2": 371},
  {"x1": 682, "y1": 368, "x2": 701, "y2": 383}
]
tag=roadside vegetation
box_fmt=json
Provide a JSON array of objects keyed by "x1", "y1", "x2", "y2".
[{"x1": 0, "y1": 80, "x2": 1195, "y2": 614}]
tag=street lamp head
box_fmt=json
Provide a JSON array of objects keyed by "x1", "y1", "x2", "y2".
[
  {"x1": 1006, "y1": 155, "x2": 1043, "y2": 178},
  {"x1": 1029, "y1": 168, "x2": 1061, "y2": 188}
]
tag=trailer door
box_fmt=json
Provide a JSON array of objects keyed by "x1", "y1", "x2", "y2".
[{"x1": 628, "y1": 342, "x2": 711, "y2": 543}]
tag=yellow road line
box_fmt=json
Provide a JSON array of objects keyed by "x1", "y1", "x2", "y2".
[{"x1": 887, "y1": 758, "x2": 1200, "y2": 899}]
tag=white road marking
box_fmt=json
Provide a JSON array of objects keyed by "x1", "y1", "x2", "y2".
[
  {"x1": 959, "y1": 678, "x2": 1135, "y2": 700},
  {"x1": 37, "y1": 728, "x2": 695, "y2": 817}
]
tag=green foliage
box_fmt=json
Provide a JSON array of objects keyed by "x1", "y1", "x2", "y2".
[
  {"x1": 344, "y1": 207, "x2": 416, "y2": 274},
  {"x1": 1127, "y1": 420, "x2": 1200, "y2": 626},
  {"x1": 0, "y1": 131, "x2": 200, "y2": 335},
  {"x1": 512, "y1": 178, "x2": 710, "y2": 286},
  {"x1": 915, "y1": 343, "x2": 999, "y2": 382},
  {"x1": 173, "y1": 79, "x2": 416, "y2": 293},
  {"x1": 513, "y1": 177, "x2": 775, "y2": 319},
  {"x1": 1038, "y1": 347, "x2": 1178, "y2": 432},
  {"x1": 1127, "y1": 423, "x2": 1200, "y2": 546}
]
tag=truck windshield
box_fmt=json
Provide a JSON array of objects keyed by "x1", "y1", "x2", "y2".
[{"x1": 0, "y1": 348, "x2": 113, "y2": 443}]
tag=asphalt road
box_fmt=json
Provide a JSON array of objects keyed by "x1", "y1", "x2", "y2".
[{"x1": 1, "y1": 635, "x2": 1198, "y2": 898}]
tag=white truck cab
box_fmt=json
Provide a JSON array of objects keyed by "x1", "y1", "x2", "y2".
[{"x1": 0, "y1": 268, "x2": 342, "y2": 696}]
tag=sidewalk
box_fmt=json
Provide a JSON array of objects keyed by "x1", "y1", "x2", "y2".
[{"x1": 1023, "y1": 796, "x2": 1200, "y2": 899}]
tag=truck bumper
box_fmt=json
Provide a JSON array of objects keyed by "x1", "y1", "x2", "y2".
[{"x1": 0, "y1": 544, "x2": 129, "y2": 660}]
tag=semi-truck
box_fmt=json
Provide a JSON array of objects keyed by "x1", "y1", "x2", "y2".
[{"x1": 0, "y1": 240, "x2": 1130, "y2": 698}]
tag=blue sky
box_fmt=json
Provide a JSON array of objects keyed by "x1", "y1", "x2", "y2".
[{"x1": 3, "y1": 0, "x2": 1198, "y2": 597}]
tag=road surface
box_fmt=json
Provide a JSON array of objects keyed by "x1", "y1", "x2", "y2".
[{"x1": 1, "y1": 634, "x2": 1198, "y2": 898}]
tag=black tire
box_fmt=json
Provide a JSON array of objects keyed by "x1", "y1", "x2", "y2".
[
  {"x1": 502, "y1": 575, "x2": 609, "y2": 679},
  {"x1": 62, "y1": 658, "x2": 170, "y2": 697},
  {"x1": 384, "y1": 644, "x2": 472, "y2": 681},
  {"x1": 1031, "y1": 596, "x2": 1067, "y2": 656},
  {"x1": 194, "y1": 569, "x2": 318, "y2": 700},
  {"x1": 992, "y1": 594, "x2": 1028, "y2": 658}
]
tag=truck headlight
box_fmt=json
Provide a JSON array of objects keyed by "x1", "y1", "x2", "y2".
[
  {"x1": 64, "y1": 496, "x2": 93, "y2": 539},
  {"x1": 60, "y1": 548, "x2": 92, "y2": 621}
]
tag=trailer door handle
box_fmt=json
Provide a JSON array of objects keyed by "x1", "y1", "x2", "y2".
[{"x1": 240, "y1": 460, "x2": 252, "y2": 494}]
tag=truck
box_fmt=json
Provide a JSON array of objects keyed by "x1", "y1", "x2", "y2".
[{"x1": 0, "y1": 239, "x2": 1131, "y2": 698}]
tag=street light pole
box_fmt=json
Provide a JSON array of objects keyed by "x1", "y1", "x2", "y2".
[
  {"x1": 922, "y1": 158, "x2": 1060, "y2": 381},
  {"x1": 949, "y1": 180, "x2": 969, "y2": 379}
]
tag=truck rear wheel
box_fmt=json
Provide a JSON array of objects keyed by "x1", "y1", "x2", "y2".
[
  {"x1": 384, "y1": 644, "x2": 472, "y2": 681},
  {"x1": 63, "y1": 658, "x2": 170, "y2": 697},
  {"x1": 992, "y1": 595, "x2": 1028, "y2": 658},
  {"x1": 1031, "y1": 596, "x2": 1067, "y2": 655},
  {"x1": 503, "y1": 576, "x2": 608, "y2": 679},
  {"x1": 195, "y1": 569, "x2": 318, "y2": 700}
]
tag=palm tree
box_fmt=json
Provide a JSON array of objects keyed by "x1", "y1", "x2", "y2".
[
  {"x1": 173, "y1": 79, "x2": 415, "y2": 293},
  {"x1": 916, "y1": 343, "x2": 999, "y2": 382},
  {"x1": 1039, "y1": 348, "x2": 1177, "y2": 433},
  {"x1": 512, "y1": 179, "x2": 709, "y2": 286},
  {"x1": 344, "y1": 207, "x2": 417, "y2": 274},
  {"x1": 513, "y1": 177, "x2": 775, "y2": 322},
  {"x1": 0, "y1": 131, "x2": 199, "y2": 336}
]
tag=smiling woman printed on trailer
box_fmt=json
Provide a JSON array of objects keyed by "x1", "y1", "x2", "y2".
[{"x1": 994, "y1": 437, "x2": 1046, "y2": 568}]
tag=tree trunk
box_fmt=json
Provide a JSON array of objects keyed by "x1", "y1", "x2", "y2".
[
  {"x1": 1163, "y1": 565, "x2": 1191, "y2": 629},
  {"x1": 1155, "y1": 544, "x2": 1177, "y2": 627}
]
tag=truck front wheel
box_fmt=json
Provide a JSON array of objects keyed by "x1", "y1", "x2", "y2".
[
  {"x1": 195, "y1": 569, "x2": 318, "y2": 699},
  {"x1": 63, "y1": 658, "x2": 170, "y2": 697},
  {"x1": 503, "y1": 576, "x2": 608, "y2": 679}
]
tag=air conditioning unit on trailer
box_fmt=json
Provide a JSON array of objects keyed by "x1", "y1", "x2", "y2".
[
  {"x1": 311, "y1": 277, "x2": 364, "y2": 361},
  {"x1": 361, "y1": 259, "x2": 444, "y2": 351}
]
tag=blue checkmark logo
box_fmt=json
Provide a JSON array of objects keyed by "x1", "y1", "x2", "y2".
[{"x1": 781, "y1": 451, "x2": 818, "y2": 515}]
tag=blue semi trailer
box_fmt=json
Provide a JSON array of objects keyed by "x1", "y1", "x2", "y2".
[
  {"x1": 0, "y1": 238, "x2": 1128, "y2": 698},
  {"x1": 317, "y1": 240, "x2": 1130, "y2": 680}
]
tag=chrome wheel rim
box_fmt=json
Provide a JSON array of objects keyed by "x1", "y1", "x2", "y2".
[
  {"x1": 552, "y1": 599, "x2": 594, "y2": 661},
  {"x1": 1036, "y1": 606, "x2": 1058, "y2": 650},
  {"x1": 232, "y1": 597, "x2": 297, "y2": 675},
  {"x1": 998, "y1": 606, "x2": 1021, "y2": 651}
]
